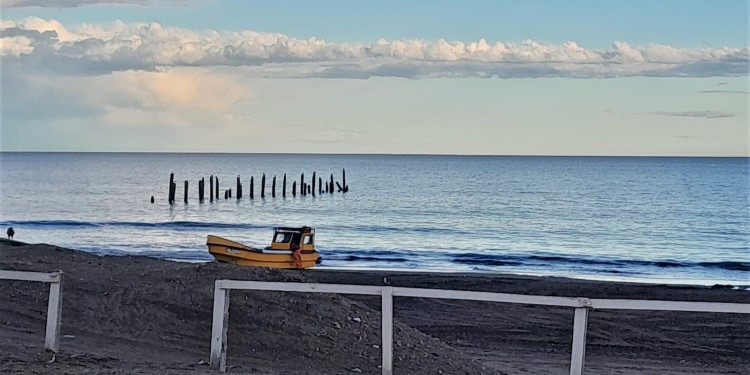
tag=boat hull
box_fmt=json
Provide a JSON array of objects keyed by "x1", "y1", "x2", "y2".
[{"x1": 207, "y1": 235, "x2": 320, "y2": 269}]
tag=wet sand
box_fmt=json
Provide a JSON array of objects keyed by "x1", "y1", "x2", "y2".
[{"x1": 1, "y1": 239, "x2": 748, "y2": 374}]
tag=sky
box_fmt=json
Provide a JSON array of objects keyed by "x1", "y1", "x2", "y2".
[{"x1": 0, "y1": 0, "x2": 748, "y2": 156}]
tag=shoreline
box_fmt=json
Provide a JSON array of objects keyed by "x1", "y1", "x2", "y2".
[
  {"x1": 2, "y1": 239, "x2": 749, "y2": 374},
  {"x1": 315, "y1": 265, "x2": 750, "y2": 289},
  {"x1": 6, "y1": 237, "x2": 747, "y2": 289}
]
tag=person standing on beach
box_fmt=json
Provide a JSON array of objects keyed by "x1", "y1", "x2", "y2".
[
  {"x1": 6, "y1": 227, "x2": 14, "y2": 240},
  {"x1": 291, "y1": 240, "x2": 302, "y2": 269}
]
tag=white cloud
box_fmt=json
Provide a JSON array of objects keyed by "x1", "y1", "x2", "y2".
[
  {"x1": 0, "y1": 35, "x2": 34, "y2": 55},
  {"x1": 1, "y1": 17, "x2": 748, "y2": 79}
]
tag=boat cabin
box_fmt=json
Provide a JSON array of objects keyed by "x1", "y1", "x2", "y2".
[{"x1": 269, "y1": 226, "x2": 315, "y2": 252}]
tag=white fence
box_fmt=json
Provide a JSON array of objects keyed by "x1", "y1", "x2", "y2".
[
  {"x1": 209, "y1": 280, "x2": 750, "y2": 375},
  {"x1": 0, "y1": 270, "x2": 64, "y2": 352}
]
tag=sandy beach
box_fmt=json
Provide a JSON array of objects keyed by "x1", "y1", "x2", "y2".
[{"x1": 1, "y1": 239, "x2": 748, "y2": 374}]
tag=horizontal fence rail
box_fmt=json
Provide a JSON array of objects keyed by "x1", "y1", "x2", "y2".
[
  {"x1": 209, "y1": 280, "x2": 750, "y2": 375},
  {"x1": 0, "y1": 270, "x2": 64, "y2": 352}
]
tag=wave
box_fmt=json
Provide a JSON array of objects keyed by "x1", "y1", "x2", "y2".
[
  {"x1": 342, "y1": 255, "x2": 410, "y2": 262},
  {"x1": 0, "y1": 220, "x2": 266, "y2": 230},
  {"x1": 698, "y1": 261, "x2": 750, "y2": 272},
  {"x1": 328, "y1": 223, "x2": 474, "y2": 236},
  {"x1": 449, "y1": 252, "x2": 748, "y2": 273}
]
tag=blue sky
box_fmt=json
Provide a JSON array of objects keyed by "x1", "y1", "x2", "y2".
[
  {"x1": 5, "y1": 1, "x2": 748, "y2": 47},
  {"x1": 1, "y1": 0, "x2": 748, "y2": 155}
]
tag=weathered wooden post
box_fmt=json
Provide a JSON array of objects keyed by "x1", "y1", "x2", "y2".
[
  {"x1": 300, "y1": 173, "x2": 305, "y2": 196},
  {"x1": 282, "y1": 174, "x2": 287, "y2": 198},
  {"x1": 168, "y1": 173, "x2": 175, "y2": 204},
  {"x1": 184, "y1": 181, "x2": 188, "y2": 204},
  {"x1": 312, "y1": 172, "x2": 316, "y2": 197},
  {"x1": 171, "y1": 181, "x2": 176, "y2": 203},
  {"x1": 216, "y1": 177, "x2": 220, "y2": 200},
  {"x1": 250, "y1": 176, "x2": 254, "y2": 199},
  {"x1": 318, "y1": 177, "x2": 323, "y2": 195},
  {"x1": 210, "y1": 175, "x2": 214, "y2": 203},
  {"x1": 261, "y1": 174, "x2": 266, "y2": 199},
  {"x1": 272, "y1": 176, "x2": 276, "y2": 198},
  {"x1": 236, "y1": 176, "x2": 241, "y2": 200},
  {"x1": 199, "y1": 178, "x2": 204, "y2": 203},
  {"x1": 151, "y1": 196, "x2": 154, "y2": 203},
  {"x1": 343, "y1": 168, "x2": 348, "y2": 192},
  {"x1": 292, "y1": 181, "x2": 297, "y2": 197},
  {"x1": 224, "y1": 190, "x2": 227, "y2": 200},
  {"x1": 330, "y1": 174, "x2": 334, "y2": 195},
  {"x1": 229, "y1": 188, "x2": 232, "y2": 199}
]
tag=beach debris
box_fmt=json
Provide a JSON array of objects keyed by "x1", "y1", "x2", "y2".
[
  {"x1": 352, "y1": 317, "x2": 362, "y2": 323},
  {"x1": 333, "y1": 321, "x2": 342, "y2": 329},
  {"x1": 197, "y1": 360, "x2": 206, "y2": 365},
  {"x1": 63, "y1": 335, "x2": 75, "y2": 339},
  {"x1": 351, "y1": 367, "x2": 362, "y2": 373},
  {"x1": 47, "y1": 354, "x2": 56, "y2": 363}
]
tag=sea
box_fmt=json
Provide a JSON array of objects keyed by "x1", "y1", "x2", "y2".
[{"x1": 0, "y1": 153, "x2": 748, "y2": 287}]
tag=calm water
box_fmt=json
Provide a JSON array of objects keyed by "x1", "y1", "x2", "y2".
[{"x1": 0, "y1": 153, "x2": 748, "y2": 286}]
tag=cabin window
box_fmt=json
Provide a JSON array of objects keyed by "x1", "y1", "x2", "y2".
[
  {"x1": 303, "y1": 235, "x2": 314, "y2": 245},
  {"x1": 274, "y1": 232, "x2": 292, "y2": 243}
]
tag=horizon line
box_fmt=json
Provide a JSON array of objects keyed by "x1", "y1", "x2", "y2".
[{"x1": 0, "y1": 151, "x2": 748, "y2": 158}]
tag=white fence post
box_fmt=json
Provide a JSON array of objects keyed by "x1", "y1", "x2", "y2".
[
  {"x1": 44, "y1": 271, "x2": 63, "y2": 352},
  {"x1": 569, "y1": 307, "x2": 589, "y2": 375},
  {"x1": 1, "y1": 270, "x2": 64, "y2": 353},
  {"x1": 210, "y1": 281, "x2": 230, "y2": 372},
  {"x1": 381, "y1": 286, "x2": 394, "y2": 375}
]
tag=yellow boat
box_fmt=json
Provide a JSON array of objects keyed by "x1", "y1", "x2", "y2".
[{"x1": 207, "y1": 226, "x2": 321, "y2": 269}]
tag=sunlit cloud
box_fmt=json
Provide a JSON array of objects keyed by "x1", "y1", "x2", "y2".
[
  {"x1": 1, "y1": 66, "x2": 251, "y2": 129},
  {"x1": 2, "y1": 17, "x2": 748, "y2": 79}
]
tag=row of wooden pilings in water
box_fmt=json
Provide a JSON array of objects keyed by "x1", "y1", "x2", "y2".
[{"x1": 159, "y1": 169, "x2": 349, "y2": 204}]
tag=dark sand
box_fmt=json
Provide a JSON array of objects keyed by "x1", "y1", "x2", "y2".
[{"x1": 1, "y1": 239, "x2": 748, "y2": 374}]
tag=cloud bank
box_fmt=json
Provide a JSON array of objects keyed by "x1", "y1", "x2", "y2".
[{"x1": 1, "y1": 17, "x2": 748, "y2": 79}]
